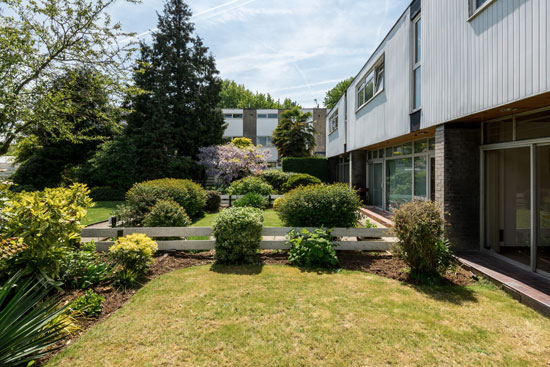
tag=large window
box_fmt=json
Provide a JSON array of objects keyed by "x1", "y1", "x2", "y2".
[
  {"x1": 412, "y1": 17, "x2": 421, "y2": 111},
  {"x1": 257, "y1": 136, "x2": 274, "y2": 147},
  {"x1": 386, "y1": 158, "x2": 413, "y2": 211},
  {"x1": 483, "y1": 109, "x2": 550, "y2": 145},
  {"x1": 357, "y1": 59, "x2": 384, "y2": 109},
  {"x1": 329, "y1": 110, "x2": 339, "y2": 134}
]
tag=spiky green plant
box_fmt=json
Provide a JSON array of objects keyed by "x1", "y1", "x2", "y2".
[{"x1": 0, "y1": 272, "x2": 68, "y2": 366}]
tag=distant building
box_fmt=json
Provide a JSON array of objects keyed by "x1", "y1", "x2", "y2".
[{"x1": 222, "y1": 108, "x2": 326, "y2": 165}]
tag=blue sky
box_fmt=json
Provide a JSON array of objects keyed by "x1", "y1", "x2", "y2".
[{"x1": 110, "y1": 0, "x2": 410, "y2": 107}]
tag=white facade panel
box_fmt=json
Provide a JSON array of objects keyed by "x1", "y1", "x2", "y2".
[{"x1": 223, "y1": 119, "x2": 243, "y2": 137}]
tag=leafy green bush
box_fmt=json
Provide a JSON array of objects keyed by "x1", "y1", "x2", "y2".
[
  {"x1": 226, "y1": 176, "x2": 273, "y2": 195},
  {"x1": 143, "y1": 200, "x2": 191, "y2": 227},
  {"x1": 1, "y1": 183, "x2": 92, "y2": 279},
  {"x1": 109, "y1": 234, "x2": 157, "y2": 285},
  {"x1": 260, "y1": 170, "x2": 291, "y2": 193},
  {"x1": 59, "y1": 242, "x2": 111, "y2": 289},
  {"x1": 119, "y1": 178, "x2": 206, "y2": 226},
  {"x1": 287, "y1": 228, "x2": 339, "y2": 268},
  {"x1": 212, "y1": 207, "x2": 263, "y2": 264},
  {"x1": 0, "y1": 272, "x2": 69, "y2": 367},
  {"x1": 282, "y1": 157, "x2": 329, "y2": 182},
  {"x1": 281, "y1": 173, "x2": 321, "y2": 193},
  {"x1": 204, "y1": 190, "x2": 221, "y2": 213},
  {"x1": 70, "y1": 290, "x2": 105, "y2": 318},
  {"x1": 233, "y1": 192, "x2": 268, "y2": 209},
  {"x1": 275, "y1": 184, "x2": 361, "y2": 228},
  {"x1": 89, "y1": 186, "x2": 126, "y2": 201},
  {"x1": 392, "y1": 201, "x2": 454, "y2": 277}
]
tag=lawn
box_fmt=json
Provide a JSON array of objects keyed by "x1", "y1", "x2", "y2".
[
  {"x1": 47, "y1": 265, "x2": 550, "y2": 367},
  {"x1": 192, "y1": 209, "x2": 283, "y2": 227},
  {"x1": 83, "y1": 201, "x2": 123, "y2": 225}
]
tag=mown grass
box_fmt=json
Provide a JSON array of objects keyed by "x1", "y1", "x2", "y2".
[
  {"x1": 192, "y1": 209, "x2": 283, "y2": 227},
  {"x1": 83, "y1": 201, "x2": 123, "y2": 226},
  {"x1": 47, "y1": 265, "x2": 550, "y2": 367}
]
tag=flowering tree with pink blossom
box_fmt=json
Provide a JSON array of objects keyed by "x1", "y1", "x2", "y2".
[{"x1": 198, "y1": 143, "x2": 271, "y2": 185}]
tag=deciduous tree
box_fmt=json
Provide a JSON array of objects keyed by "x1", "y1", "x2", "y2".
[{"x1": 324, "y1": 77, "x2": 353, "y2": 110}]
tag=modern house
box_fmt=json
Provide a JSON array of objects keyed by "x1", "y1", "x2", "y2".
[
  {"x1": 326, "y1": 0, "x2": 550, "y2": 278},
  {"x1": 223, "y1": 108, "x2": 327, "y2": 165}
]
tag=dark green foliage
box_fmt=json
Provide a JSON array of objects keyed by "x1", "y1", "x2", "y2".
[
  {"x1": 212, "y1": 207, "x2": 263, "y2": 264},
  {"x1": 287, "y1": 228, "x2": 339, "y2": 268},
  {"x1": 260, "y1": 170, "x2": 291, "y2": 193},
  {"x1": 233, "y1": 193, "x2": 268, "y2": 209},
  {"x1": 0, "y1": 272, "x2": 68, "y2": 367},
  {"x1": 218, "y1": 80, "x2": 301, "y2": 109},
  {"x1": 204, "y1": 190, "x2": 221, "y2": 213},
  {"x1": 105, "y1": 0, "x2": 225, "y2": 185},
  {"x1": 143, "y1": 200, "x2": 191, "y2": 227},
  {"x1": 272, "y1": 107, "x2": 316, "y2": 158},
  {"x1": 393, "y1": 201, "x2": 454, "y2": 277},
  {"x1": 275, "y1": 184, "x2": 361, "y2": 228},
  {"x1": 59, "y1": 243, "x2": 111, "y2": 289},
  {"x1": 282, "y1": 157, "x2": 329, "y2": 182},
  {"x1": 89, "y1": 187, "x2": 126, "y2": 201},
  {"x1": 119, "y1": 179, "x2": 206, "y2": 226},
  {"x1": 324, "y1": 77, "x2": 354, "y2": 109},
  {"x1": 281, "y1": 173, "x2": 321, "y2": 193},
  {"x1": 70, "y1": 290, "x2": 105, "y2": 318},
  {"x1": 12, "y1": 68, "x2": 120, "y2": 190},
  {"x1": 227, "y1": 176, "x2": 273, "y2": 195}
]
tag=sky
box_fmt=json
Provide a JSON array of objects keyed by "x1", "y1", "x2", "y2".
[{"x1": 109, "y1": 0, "x2": 410, "y2": 107}]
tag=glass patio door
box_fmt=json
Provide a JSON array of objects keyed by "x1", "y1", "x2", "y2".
[
  {"x1": 484, "y1": 147, "x2": 531, "y2": 268},
  {"x1": 536, "y1": 145, "x2": 550, "y2": 274},
  {"x1": 368, "y1": 162, "x2": 383, "y2": 208}
]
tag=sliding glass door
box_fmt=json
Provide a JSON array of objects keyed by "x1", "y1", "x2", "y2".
[
  {"x1": 536, "y1": 145, "x2": 550, "y2": 274},
  {"x1": 368, "y1": 162, "x2": 383, "y2": 208}
]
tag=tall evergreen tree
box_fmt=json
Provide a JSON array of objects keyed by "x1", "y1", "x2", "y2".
[
  {"x1": 125, "y1": 0, "x2": 226, "y2": 180},
  {"x1": 272, "y1": 107, "x2": 316, "y2": 158}
]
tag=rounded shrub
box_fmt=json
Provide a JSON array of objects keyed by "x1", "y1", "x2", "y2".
[
  {"x1": 275, "y1": 184, "x2": 361, "y2": 228},
  {"x1": 143, "y1": 200, "x2": 191, "y2": 227},
  {"x1": 281, "y1": 173, "x2": 321, "y2": 193},
  {"x1": 227, "y1": 176, "x2": 273, "y2": 195},
  {"x1": 287, "y1": 228, "x2": 339, "y2": 268},
  {"x1": 233, "y1": 192, "x2": 268, "y2": 209},
  {"x1": 260, "y1": 170, "x2": 291, "y2": 193},
  {"x1": 109, "y1": 233, "x2": 157, "y2": 276},
  {"x1": 392, "y1": 200, "x2": 454, "y2": 277},
  {"x1": 121, "y1": 178, "x2": 206, "y2": 226},
  {"x1": 204, "y1": 190, "x2": 221, "y2": 213},
  {"x1": 212, "y1": 207, "x2": 263, "y2": 264}
]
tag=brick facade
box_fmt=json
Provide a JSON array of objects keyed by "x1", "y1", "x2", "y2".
[{"x1": 435, "y1": 123, "x2": 481, "y2": 251}]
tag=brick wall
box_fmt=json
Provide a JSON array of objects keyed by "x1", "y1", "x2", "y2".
[{"x1": 435, "y1": 123, "x2": 481, "y2": 251}]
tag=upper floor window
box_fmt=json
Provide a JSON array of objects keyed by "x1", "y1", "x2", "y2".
[
  {"x1": 469, "y1": 0, "x2": 493, "y2": 16},
  {"x1": 329, "y1": 110, "x2": 339, "y2": 134},
  {"x1": 412, "y1": 16, "x2": 421, "y2": 111},
  {"x1": 257, "y1": 136, "x2": 274, "y2": 147},
  {"x1": 224, "y1": 113, "x2": 243, "y2": 119},
  {"x1": 258, "y1": 113, "x2": 267, "y2": 119},
  {"x1": 357, "y1": 59, "x2": 384, "y2": 109},
  {"x1": 257, "y1": 113, "x2": 278, "y2": 119}
]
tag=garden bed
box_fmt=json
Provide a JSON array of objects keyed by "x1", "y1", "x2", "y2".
[{"x1": 48, "y1": 250, "x2": 475, "y2": 364}]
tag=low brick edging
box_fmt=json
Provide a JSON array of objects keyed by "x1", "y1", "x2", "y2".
[
  {"x1": 458, "y1": 255, "x2": 550, "y2": 318},
  {"x1": 360, "y1": 207, "x2": 394, "y2": 228}
]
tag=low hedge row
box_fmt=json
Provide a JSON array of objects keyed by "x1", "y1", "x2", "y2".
[{"x1": 282, "y1": 157, "x2": 329, "y2": 182}]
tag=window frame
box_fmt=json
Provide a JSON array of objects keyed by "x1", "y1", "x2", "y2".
[
  {"x1": 411, "y1": 15, "x2": 422, "y2": 112},
  {"x1": 468, "y1": 0, "x2": 495, "y2": 20},
  {"x1": 356, "y1": 56, "x2": 385, "y2": 112},
  {"x1": 329, "y1": 109, "x2": 339, "y2": 135}
]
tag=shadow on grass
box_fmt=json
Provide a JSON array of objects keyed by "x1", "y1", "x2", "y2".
[
  {"x1": 410, "y1": 283, "x2": 478, "y2": 305},
  {"x1": 210, "y1": 263, "x2": 264, "y2": 275},
  {"x1": 295, "y1": 266, "x2": 342, "y2": 275}
]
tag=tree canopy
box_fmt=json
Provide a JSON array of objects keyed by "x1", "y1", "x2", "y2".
[
  {"x1": 272, "y1": 107, "x2": 316, "y2": 158},
  {"x1": 218, "y1": 80, "x2": 301, "y2": 109},
  {"x1": 324, "y1": 77, "x2": 354, "y2": 110},
  {"x1": 0, "y1": 0, "x2": 136, "y2": 156}
]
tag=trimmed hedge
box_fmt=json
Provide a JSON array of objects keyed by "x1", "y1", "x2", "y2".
[
  {"x1": 260, "y1": 170, "x2": 291, "y2": 193},
  {"x1": 233, "y1": 192, "x2": 268, "y2": 209},
  {"x1": 212, "y1": 207, "x2": 263, "y2": 264},
  {"x1": 227, "y1": 176, "x2": 273, "y2": 195},
  {"x1": 282, "y1": 157, "x2": 329, "y2": 182},
  {"x1": 274, "y1": 183, "x2": 361, "y2": 228},
  {"x1": 204, "y1": 190, "x2": 221, "y2": 213},
  {"x1": 89, "y1": 186, "x2": 126, "y2": 201},
  {"x1": 143, "y1": 200, "x2": 191, "y2": 227},
  {"x1": 281, "y1": 173, "x2": 321, "y2": 193}
]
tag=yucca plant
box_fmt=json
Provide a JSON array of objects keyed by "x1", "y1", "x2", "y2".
[{"x1": 0, "y1": 272, "x2": 68, "y2": 367}]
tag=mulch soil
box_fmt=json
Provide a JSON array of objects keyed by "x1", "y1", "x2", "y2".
[{"x1": 44, "y1": 250, "x2": 475, "y2": 364}]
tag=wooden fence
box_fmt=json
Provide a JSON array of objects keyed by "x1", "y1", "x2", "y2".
[
  {"x1": 220, "y1": 195, "x2": 283, "y2": 206},
  {"x1": 81, "y1": 227, "x2": 396, "y2": 252}
]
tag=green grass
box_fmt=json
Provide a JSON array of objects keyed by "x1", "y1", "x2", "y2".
[
  {"x1": 83, "y1": 201, "x2": 123, "y2": 226},
  {"x1": 192, "y1": 209, "x2": 283, "y2": 227},
  {"x1": 47, "y1": 265, "x2": 550, "y2": 367}
]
